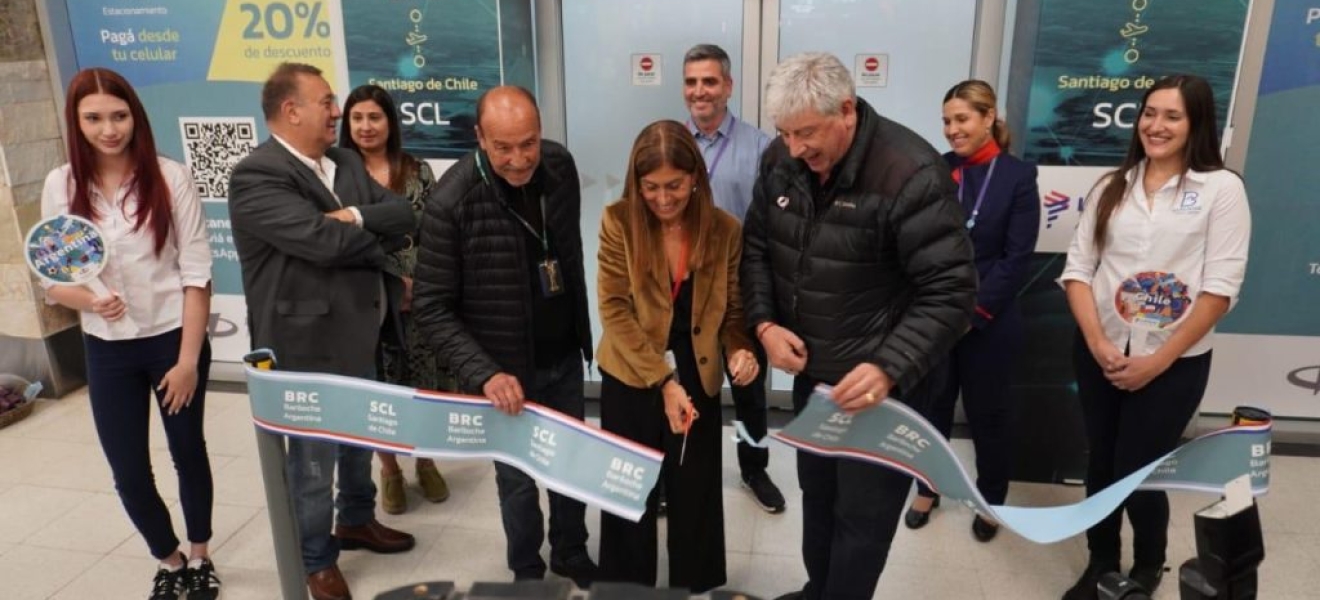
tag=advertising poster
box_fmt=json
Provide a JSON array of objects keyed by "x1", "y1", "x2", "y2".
[
  {"x1": 1014, "y1": 0, "x2": 1251, "y2": 252},
  {"x1": 342, "y1": 0, "x2": 536, "y2": 159},
  {"x1": 1206, "y1": 0, "x2": 1320, "y2": 418},
  {"x1": 52, "y1": 0, "x2": 534, "y2": 364},
  {"x1": 1017, "y1": 0, "x2": 1248, "y2": 167},
  {"x1": 60, "y1": 0, "x2": 321, "y2": 362}
]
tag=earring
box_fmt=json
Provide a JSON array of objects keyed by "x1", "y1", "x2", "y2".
[{"x1": 692, "y1": 186, "x2": 697, "y2": 193}]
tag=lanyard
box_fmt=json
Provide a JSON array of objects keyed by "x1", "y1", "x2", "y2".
[
  {"x1": 957, "y1": 156, "x2": 998, "y2": 230},
  {"x1": 670, "y1": 234, "x2": 690, "y2": 303},
  {"x1": 507, "y1": 189, "x2": 551, "y2": 256},
  {"x1": 477, "y1": 152, "x2": 550, "y2": 256},
  {"x1": 692, "y1": 117, "x2": 735, "y2": 180}
]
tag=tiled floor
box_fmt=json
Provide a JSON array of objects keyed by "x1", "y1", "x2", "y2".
[{"x1": 0, "y1": 388, "x2": 1314, "y2": 599}]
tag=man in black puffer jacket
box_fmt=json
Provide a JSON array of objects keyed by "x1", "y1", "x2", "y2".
[
  {"x1": 742, "y1": 53, "x2": 977, "y2": 600},
  {"x1": 411, "y1": 87, "x2": 596, "y2": 587}
]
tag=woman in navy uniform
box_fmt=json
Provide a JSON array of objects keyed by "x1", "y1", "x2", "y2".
[{"x1": 903, "y1": 80, "x2": 1040, "y2": 541}]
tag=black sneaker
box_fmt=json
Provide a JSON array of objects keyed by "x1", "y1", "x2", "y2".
[
  {"x1": 550, "y1": 552, "x2": 599, "y2": 589},
  {"x1": 148, "y1": 564, "x2": 185, "y2": 600},
  {"x1": 1128, "y1": 563, "x2": 1165, "y2": 594},
  {"x1": 185, "y1": 558, "x2": 223, "y2": 600},
  {"x1": 1062, "y1": 561, "x2": 1119, "y2": 600},
  {"x1": 742, "y1": 471, "x2": 786, "y2": 513}
]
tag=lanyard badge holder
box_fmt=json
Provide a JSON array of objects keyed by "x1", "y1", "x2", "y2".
[
  {"x1": 475, "y1": 152, "x2": 563, "y2": 297},
  {"x1": 1114, "y1": 271, "x2": 1192, "y2": 356}
]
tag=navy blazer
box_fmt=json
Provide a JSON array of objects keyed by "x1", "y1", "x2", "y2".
[{"x1": 944, "y1": 151, "x2": 1040, "y2": 328}]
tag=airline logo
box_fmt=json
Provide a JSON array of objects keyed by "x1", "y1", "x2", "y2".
[{"x1": 1043, "y1": 190, "x2": 1075, "y2": 228}]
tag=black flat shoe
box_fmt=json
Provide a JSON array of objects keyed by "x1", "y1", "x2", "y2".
[
  {"x1": 903, "y1": 496, "x2": 940, "y2": 530},
  {"x1": 1128, "y1": 563, "x2": 1165, "y2": 594},
  {"x1": 971, "y1": 515, "x2": 1000, "y2": 542}
]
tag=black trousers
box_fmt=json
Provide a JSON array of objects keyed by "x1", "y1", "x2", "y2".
[
  {"x1": 1074, "y1": 334, "x2": 1211, "y2": 568},
  {"x1": 84, "y1": 329, "x2": 214, "y2": 559},
  {"x1": 493, "y1": 355, "x2": 589, "y2": 578},
  {"x1": 792, "y1": 375, "x2": 913, "y2": 600},
  {"x1": 727, "y1": 338, "x2": 770, "y2": 476},
  {"x1": 597, "y1": 369, "x2": 725, "y2": 593},
  {"x1": 915, "y1": 306, "x2": 1023, "y2": 505}
]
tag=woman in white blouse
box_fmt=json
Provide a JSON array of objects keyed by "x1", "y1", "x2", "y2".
[
  {"x1": 1058, "y1": 74, "x2": 1250, "y2": 600},
  {"x1": 41, "y1": 68, "x2": 218, "y2": 600}
]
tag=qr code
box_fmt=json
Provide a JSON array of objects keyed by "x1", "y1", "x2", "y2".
[{"x1": 179, "y1": 117, "x2": 259, "y2": 199}]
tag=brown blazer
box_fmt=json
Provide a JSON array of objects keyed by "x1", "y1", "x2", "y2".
[{"x1": 596, "y1": 201, "x2": 753, "y2": 398}]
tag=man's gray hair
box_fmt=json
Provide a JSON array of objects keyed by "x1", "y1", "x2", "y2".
[
  {"x1": 683, "y1": 44, "x2": 732, "y2": 79},
  {"x1": 763, "y1": 52, "x2": 856, "y2": 124}
]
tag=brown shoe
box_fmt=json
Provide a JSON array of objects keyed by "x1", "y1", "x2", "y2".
[
  {"x1": 307, "y1": 565, "x2": 351, "y2": 600},
  {"x1": 335, "y1": 520, "x2": 416, "y2": 554},
  {"x1": 416, "y1": 460, "x2": 450, "y2": 503},
  {"x1": 380, "y1": 469, "x2": 406, "y2": 515}
]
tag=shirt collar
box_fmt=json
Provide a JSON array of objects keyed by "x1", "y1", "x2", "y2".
[
  {"x1": 272, "y1": 133, "x2": 334, "y2": 175},
  {"x1": 1129, "y1": 160, "x2": 1211, "y2": 193},
  {"x1": 689, "y1": 111, "x2": 735, "y2": 141}
]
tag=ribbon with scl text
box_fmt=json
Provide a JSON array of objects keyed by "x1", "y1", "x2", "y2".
[
  {"x1": 244, "y1": 359, "x2": 662, "y2": 522},
  {"x1": 773, "y1": 387, "x2": 1270, "y2": 544}
]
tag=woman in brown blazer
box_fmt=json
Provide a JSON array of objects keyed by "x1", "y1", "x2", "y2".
[{"x1": 596, "y1": 120, "x2": 758, "y2": 593}]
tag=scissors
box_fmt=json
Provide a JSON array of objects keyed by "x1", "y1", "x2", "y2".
[
  {"x1": 663, "y1": 350, "x2": 696, "y2": 465},
  {"x1": 679, "y1": 403, "x2": 694, "y2": 466}
]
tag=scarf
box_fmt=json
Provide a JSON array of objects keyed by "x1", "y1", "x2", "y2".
[{"x1": 951, "y1": 139, "x2": 1001, "y2": 185}]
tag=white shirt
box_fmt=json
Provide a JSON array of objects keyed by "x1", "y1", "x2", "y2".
[
  {"x1": 271, "y1": 134, "x2": 364, "y2": 226},
  {"x1": 40, "y1": 157, "x2": 213, "y2": 341},
  {"x1": 1059, "y1": 162, "x2": 1250, "y2": 357}
]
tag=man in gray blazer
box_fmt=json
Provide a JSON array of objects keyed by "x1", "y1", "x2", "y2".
[{"x1": 229, "y1": 62, "x2": 417, "y2": 600}]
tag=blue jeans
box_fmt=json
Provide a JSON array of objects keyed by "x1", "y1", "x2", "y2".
[
  {"x1": 494, "y1": 354, "x2": 590, "y2": 578},
  {"x1": 84, "y1": 329, "x2": 214, "y2": 559},
  {"x1": 287, "y1": 373, "x2": 378, "y2": 574}
]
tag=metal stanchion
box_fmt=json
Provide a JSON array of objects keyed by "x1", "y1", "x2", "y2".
[{"x1": 244, "y1": 349, "x2": 309, "y2": 600}]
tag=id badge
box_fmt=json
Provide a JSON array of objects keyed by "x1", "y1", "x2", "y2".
[{"x1": 538, "y1": 258, "x2": 565, "y2": 297}]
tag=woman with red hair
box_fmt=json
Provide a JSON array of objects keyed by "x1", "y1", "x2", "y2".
[{"x1": 40, "y1": 67, "x2": 218, "y2": 600}]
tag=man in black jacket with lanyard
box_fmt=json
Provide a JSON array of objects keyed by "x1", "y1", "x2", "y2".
[
  {"x1": 410, "y1": 86, "x2": 597, "y2": 588},
  {"x1": 741, "y1": 53, "x2": 977, "y2": 600}
]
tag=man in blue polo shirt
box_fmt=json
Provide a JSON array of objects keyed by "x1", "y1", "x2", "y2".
[{"x1": 682, "y1": 43, "x2": 785, "y2": 513}]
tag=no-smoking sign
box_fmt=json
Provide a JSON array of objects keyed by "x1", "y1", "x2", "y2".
[{"x1": 855, "y1": 53, "x2": 889, "y2": 88}]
